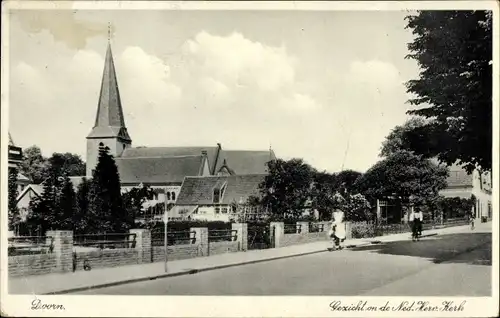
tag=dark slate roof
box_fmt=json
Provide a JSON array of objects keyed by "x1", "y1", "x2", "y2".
[
  {"x1": 120, "y1": 146, "x2": 220, "y2": 173},
  {"x1": 115, "y1": 155, "x2": 205, "y2": 184},
  {"x1": 429, "y1": 158, "x2": 474, "y2": 188},
  {"x1": 216, "y1": 150, "x2": 276, "y2": 175},
  {"x1": 87, "y1": 43, "x2": 131, "y2": 141},
  {"x1": 176, "y1": 174, "x2": 265, "y2": 205}
]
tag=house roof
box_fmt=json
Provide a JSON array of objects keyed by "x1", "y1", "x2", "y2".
[
  {"x1": 16, "y1": 184, "x2": 44, "y2": 202},
  {"x1": 446, "y1": 170, "x2": 473, "y2": 188},
  {"x1": 120, "y1": 146, "x2": 220, "y2": 172},
  {"x1": 17, "y1": 173, "x2": 31, "y2": 183},
  {"x1": 216, "y1": 150, "x2": 276, "y2": 175},
  {"x1": 176, "y1": 174, "x2": 265, "y2": 205},
  {"x1": 115, "y1": 155, "x2": 206, "y2": 184}
]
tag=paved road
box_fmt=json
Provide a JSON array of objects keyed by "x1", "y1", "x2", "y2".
[{"x1": 75, "y1": 229, "x2": 491, "y2": 296}]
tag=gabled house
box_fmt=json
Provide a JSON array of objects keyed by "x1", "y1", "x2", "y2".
[{"x1": 172, "y1": 175, "x2": 266, "y2": 222}]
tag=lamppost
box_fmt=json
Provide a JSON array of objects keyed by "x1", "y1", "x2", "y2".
[{"x1": 163, "y1": 197, "x2": 168, "y2": 272}]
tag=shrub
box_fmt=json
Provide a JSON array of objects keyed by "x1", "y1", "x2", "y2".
[{"x1": 350, "y1": 222, "x2": 376, "y2": 238}]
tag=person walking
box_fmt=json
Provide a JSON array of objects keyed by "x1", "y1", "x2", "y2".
[
  {"x1": 469, "y1": 212, "x2": 475, "y2": 230},
  {"x1": 409, "y1": 207, "x2": 423, "y2": 241},
  {"x1": 329, "y1": 209, "x2": 346, "y2": 251}
]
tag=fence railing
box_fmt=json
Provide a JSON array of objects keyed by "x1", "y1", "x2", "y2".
[
  {"x1": 284, "y1": 223, "x2": 301, "y2": 234},
  {"x1": 150, "y1": 230, "x2": 196, "y2": 246},
  {"x1": 309, "y1": 222, "x2": 326, "y2": 233},
  {"x1": 8, "y1": 236, "x2": 54, "y2": 256},
  {"x1": 208, "y1": 229, "x2": 237, "y2": 242},
  {"x1": 73, "y1": 233, "x2": 137, "y2": 249}
]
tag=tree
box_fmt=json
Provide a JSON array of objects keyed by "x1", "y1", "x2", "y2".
[
  {"x1": 8, "y1": 168, "x2": 20, "y2": 231},
  {"x1": 88, "y1": 144, "x2": 127, "y2": 233},
  {"x1": 74, "y1": 177, "x2": 91, "y2": 234},
  {"x1": 122, "y1": 185, "x2": 156, "y2": 224},
  {"x1": 310, "y1": 171, "x2": 338, "y2": 220},
  {"x1": 48, "y1": 152, "x2": 86, "y2": 177},
  {"x1": 404, "y1": 11, "x2": 492, "y2": 173},
  {"x1": 56, "y1": 175, "x2": 77, "y2": 230},
  {"x1": 19, "y1": 145, "x2": 50, "y2": 184},
  {"x1": 355, "y1": 150, "x2": 449, "y2": 205},
  {"x1": 259, "y1": 158, "x2": 315, "y2": 218},
  {"x1": 343, "y1": 193, "x2": 372, "y2": 222},
  {"x1": 380, "y1": 117, "x2": 429, "y2": 157},
  {"x1": 336, "y1": 170, "x2": 363, "y2": 196}
]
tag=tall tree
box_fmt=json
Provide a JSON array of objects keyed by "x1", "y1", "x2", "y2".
[
  {"x1": 122, "y1": 185, "x2": 156, "y2": 224},
  {"x1": 19, "y1": 145, "x2": 50, "y2": 184},
  {"x1": 380, "y1": 117, "x2": 430, "y2": 157},
  {"x1": 355, "y1": 150, "x2": 449, "y2": 205},
  {"x1": 310, "y1": 171, "x2": 338, "y2": 220},
  {"x1": 48, "y1": 152, "x2": 86, "y2": 177},
  {"x1": 88, "y1": 144, "x2": 127, "y2": 233},
  {"x1": 259, "y1": 158, "x2": 314, "y2": 218},
  {"x1": 74, "y1": 177, "x2": 91, "y2": 234},
  {"x1": 405, "y1": 11, "x2": 492, "y2": 173},
  {"x1": 8, "y1": 168, "x2": 20, "y2": 231},
  {"x1": 57, "y1": 175, "x2": 77, "y2": 230},
  {"x1": 336, "y1": 170, "x2": 363, "y2": 196}
]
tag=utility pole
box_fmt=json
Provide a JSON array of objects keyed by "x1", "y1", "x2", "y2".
[{"x1": 163, "y1": 200, "x2": 168, "y2": 272}]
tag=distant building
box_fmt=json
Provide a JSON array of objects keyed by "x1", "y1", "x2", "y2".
[
  {"x1": 173, "y1": 175, "x2": 265, "y2": 222},
  {"x1": 7, "y1": 133, "x2": 31, "y2": 193}
]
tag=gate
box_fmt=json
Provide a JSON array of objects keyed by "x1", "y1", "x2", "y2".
[{"x1": 248, "y1": 224, "x2": 275, "y2": 250}]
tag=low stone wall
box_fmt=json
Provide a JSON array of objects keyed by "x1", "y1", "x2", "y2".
[
  {"x1": 281, "y1": 232, "x2": 329, "y2": 247},
  {"x1": 209, "y1": 241, "x2": 240, "y2": 255},
  {"x1": 9, "y1": 253, "x2": 58, "y2": 277},
  {"x1": 74, "y1": 248, "x2": 140, "y2": 271},
  {"x1": 151, "y1": 244, "x2": 200, "y2": 262}
]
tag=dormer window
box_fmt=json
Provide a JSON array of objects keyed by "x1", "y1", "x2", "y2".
[
  {"x1": 212, "y1": 181, "x2": 227, "y2": 204},
  {"x1": 213, "y1": 188, "x2": 220, "y2": 204}
]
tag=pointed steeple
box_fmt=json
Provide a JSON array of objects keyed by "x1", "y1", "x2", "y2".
[{"x1": 87, "y1": 40, "x2": 131, "y2": 141}]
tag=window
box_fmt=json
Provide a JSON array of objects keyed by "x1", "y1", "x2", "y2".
[
  {"x1": 167, "y1": 192, "x2": 171, "y2": 200},
  {"x1": 213, "y1": 189, "x2": 220, "y2": 203},
  {"x1": 172, "y1": 192, "x2": 176, "y2": 201},
  {"x1": 215, "y1": 207, "x2": 220, "y2": 214},
  {"x1": 221, "y1": 207, "x2": 228, "y2": 214}
]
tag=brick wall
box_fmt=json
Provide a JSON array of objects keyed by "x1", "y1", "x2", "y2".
[
  {"x1": 281, "y1": 232, "x2": 329, "y2": 247},
  {"x1": 9, "y1": 254, "x2": 58, "y2": 277},
  {"x1": 209, "y1": 241, "x2": 240, "y2": 255},
  {"x1": 74, "y1": 248, "x2": 140, "y2": 271},
  {"x1": 151, "y1": 244, "x2": 200, "y2": 262}
]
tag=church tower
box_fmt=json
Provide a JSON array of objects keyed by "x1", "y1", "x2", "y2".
[{"x1": 86, "y1": 39, "x2": 132, "y2": 177}]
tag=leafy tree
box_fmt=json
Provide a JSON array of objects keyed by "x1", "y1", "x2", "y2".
[
  {"x1": 88, "y1": 144, "x2": 127, "y2": 233},
  {"x1": 74, "y1": 177, "x2": 91, "y2": 234},
  {"x1": 19, "y1": 145, "x2": 50, "y2": 184},
  {"x1": 310, "y1": 171, "x2": 338, "y2": 220},
  {"x1": 122, "y1": 185, "x2": 156, "y2": 224},
  {"x1": 336, "y1": 170, "x2": 363, "y2": 195},
  {"x1": 57, "y1": 175, "x2": 77, "y2": 230},
  {"x1": 48, "y1": 152, "x2": 86, "y2": 177},
  {"x1": 259, "y1": 158, "x2": 315, "y2": 218},
  {"x1": 380, "y1": 117, "x2": 429, "y2": 157},
  {"x1": 355, "y1": 150, "x2": 449, "y2": 205},
  {"x1": 8, "y1": 168, "x2": 20, "y2": 231},
  {"x1": 404, "y1": 11, "x2": 492, "y2": 173},
  {"x1": 343, "y1": 193, "x2": 372, "y2": 222}
]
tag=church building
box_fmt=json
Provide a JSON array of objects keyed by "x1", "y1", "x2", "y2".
[{"x1": 84, "y1": 42, "x2": 276, "y2": 220}]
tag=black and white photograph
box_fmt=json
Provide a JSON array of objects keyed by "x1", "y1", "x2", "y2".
[{"x1": 1, "y1": 1, "x2": 498, "y2": 317}]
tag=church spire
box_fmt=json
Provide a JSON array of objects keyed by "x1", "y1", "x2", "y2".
[{"x1": 87, "y1": 39, "x2": 131, "y2": 141}]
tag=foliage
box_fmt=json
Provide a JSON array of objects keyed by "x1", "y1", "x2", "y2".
[
  {"x1": 19, "y1": 146, "x2": 50, "y2": 184},
  {"x1": 74, "y1": 177, "x2": 91, "y2": 234},
  {"x1": 88, "y1": 144, "x2": 128, "y2": 233},
  {"x1": 380, "y1": 117, "x2": 429, "y2": 157},
  {"x1": 57, "y1": 175, "x2": 77, "y2": 230},
  {"x1": 343, "y1": 193, "x2": 372, "y2": 222},
  {"x1": 8, "y1": 168, "x2": 20, "y2": 231},
  {"x1": 335, "y1": 170, "x2": 363, "y2": 196},
  {"x1": 137, "y1": 220, "x2": 232, "y2": 232},
  {"x1": 259, "y1": 158, "x2": 315, "y2": 218},
  {"x1": 435, "y1": 195, "x2": 476, "y2": 219},
  {"x1": 404, "y1": 11, "x2": 492, "y2": 173},
  {"x1": 122, "y1": 185, "x2": 157, "y2": 222},
  {"x1": 350, "y1": 222, "x2": 376, "y2": 239},
  {"x1": 310, "y1": 171, "x2": 338, "y2": 220},
  {"x1": 355, "y1": 150, "x2": 449, "y2": 204},
  {"x1": 48, "y1": 152, "x2": 86, "y2": 178}
]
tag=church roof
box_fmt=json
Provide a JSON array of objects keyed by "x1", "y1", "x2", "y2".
[
  {"x1": 87, "y1": 43, "x2": 131, "y2": 141},
  {"x1": 216, "y1": 150, "x2": 276, "y2": 175},
  {"x1": 120, "y1": 146, "x2": 221, "y2": 174},
  {"x1": 115, "y1": 155, "x2": 206, "y2": 184},
  {"x1": 176, "y1": 174, "x2": 265, "y2": 205}
]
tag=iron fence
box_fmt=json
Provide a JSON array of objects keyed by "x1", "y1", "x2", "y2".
[
  {"x1": 309, "y1": 222, "x2": 326, "y2": 233},
  {"x1": 208, "y1": 229, "x2": 237, "y2": 242},
  {"x1": 151, "y1": 230, "x2": 196, "y2": 246},
  {"x1": 73, "y1": 233, "x2": 137, "y2": 249},
  {"x1": 247, "y1": 224, "x2": 272, "y2": 250},
  {"x1": 8, "y1": 236, "x2": 54, "y2": 256},
  {"x1": 284, "y1": 223, "x2": 301, "y2": 234}
]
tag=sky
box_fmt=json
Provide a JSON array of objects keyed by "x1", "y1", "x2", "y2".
[{"x1": 8, "y1": 9, "x2": 420, "y2": 173}]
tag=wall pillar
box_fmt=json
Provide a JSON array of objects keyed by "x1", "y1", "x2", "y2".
[
  {"x1": 296, "y1": 221, "x2": 309, "y2": 234},
  {"x1": 345, "y1": 222, "x2": 353, "y2": 240},
  {"x1": 129, "y1": 229, "x2": 151, "y2": 263},
  {"x1": 46, "y1": 230, "x2": 73, "y2": 273},
  {"x1": 191, "y1": 227, "x2": 208, "y2": 256},
  {"x1": 270, "y1": 222, "x2": 284, "y2": 248},
  {"x1": 232, "y1": 223, "x2": 248, "y2": 251}
]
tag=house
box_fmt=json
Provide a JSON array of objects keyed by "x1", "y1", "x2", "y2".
[
  {"x1": 438, "y1": 163, "x2": 492, "y2": 220},
  {"x1": 7, "y1": 133, "x2": 31, "y2": 193},
  {"x1": 172, "y1": 175, "x2": 266, "y2": 222}
]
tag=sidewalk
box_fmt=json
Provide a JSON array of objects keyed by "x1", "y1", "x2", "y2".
[{"x1": 9, "y1": 222, "x2": 489, "y2": 295}]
